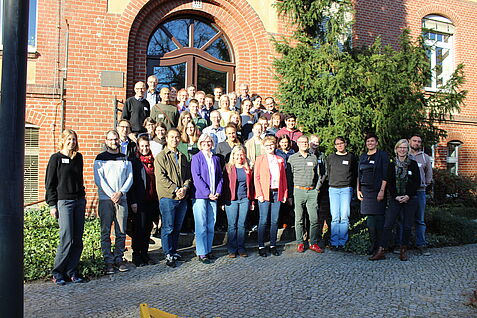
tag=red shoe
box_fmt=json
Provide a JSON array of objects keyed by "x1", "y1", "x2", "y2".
[
  {"x1": 297, "y1": 243, "x2": 305, "y2": 253},
  {"x1": 309, "y1": 244, "x2": 324, "y2": 253}
]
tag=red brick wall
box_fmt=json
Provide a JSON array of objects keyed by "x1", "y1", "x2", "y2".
[
  {"x1": 27, "y1": 0, "x2": 281, "y2": 207},
  {"x1": 26, "y1": 0, "x2": 477, "y2": 211},
  {"x1": 354, "y1": 0, "x2": 477, "y2": 176}
]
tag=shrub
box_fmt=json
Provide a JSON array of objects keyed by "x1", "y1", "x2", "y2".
[
  {"x1": 344, "y1": 216, "x2": 369, "y2": 255},
  {"x1": 426, "y1": 206, "x2": 477, "y2": 245},
  {"x1": 24, "y1": 205, "x2": 104, "y2": 281},
  {"x1": 431, "y1": 169, "x2": 477, "y2": 206}
]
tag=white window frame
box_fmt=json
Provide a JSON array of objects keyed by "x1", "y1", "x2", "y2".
[
  {"x1": 446, "y1": 140, "x2": 461, "y2": 176},
  {"x1": 422, "y1": 15, "x2": 454, "y2": 92},
  {"x1": 0, "y1": 0, "x2": 38, "y2": 52}
]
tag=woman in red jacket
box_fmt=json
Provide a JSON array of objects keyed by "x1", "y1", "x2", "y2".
[
  {"x1": 223, "y1": 146, "x2": 254, "y2": 258},
  {"x1": 254, "y1": 136, "x2": 288, "y2": 257}
]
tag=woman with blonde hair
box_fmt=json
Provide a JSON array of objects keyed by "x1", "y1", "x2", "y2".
[
  {"x1": 177, "y1": 121, "x2": 199, "y2": 161},
  {"x1": 245, "y1": 123, "x2": 264, "y2": 167},
  {"x1": 191, "y1": 134, "x2": 223, "y2": 264},
  {"x1": 254, "y1": 135, "x2": 288, "y2": 257},
  {"x1": 227, "y1": 110, "x2": 243, "y2": 140},
  {"x1": 45, "y1": 129, "x2": 86, "y2": 285},
  {"x1": 370, "y1": 139, "x2": 420, "y2": 261},
  {"x1": 223, "y1": 146, "x2": 255, "y2": 258},
  {"x1": 176, "y1": 110, "x2": 193, "y2": 133},
  {"x1": 218, "y1": 95, "x2": 232, "y2": 126}
]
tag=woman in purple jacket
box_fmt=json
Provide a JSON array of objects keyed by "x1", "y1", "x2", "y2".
[{"x1": 191, "y1": 133, "x2": 223, "y2": 264}]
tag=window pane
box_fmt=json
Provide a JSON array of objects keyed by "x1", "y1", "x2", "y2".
[
  {"x1": 153, "y1": 63, "x2": 186, "y2": 89},
  {"x1": 193, "y1": 20, "x2": 217, "y2": 49},
  {"x1": 197, "y1": 64, "x2": 227, "y2": 94},
  {"x1": 205, "y1": 37, "x2": 231, "y2": 62},
  {"x1": 148, "y1": 27, "x2": 177, "y2": 56},
  {"x1": 28, "y1": 0, "x2": 37, "y2": 47},
  {"x1": 163, "y1": 19, "x2": 191, "y2": 48}
]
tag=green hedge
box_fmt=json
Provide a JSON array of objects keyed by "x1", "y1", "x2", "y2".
[
  {"x1": 24, "y1": 205, "x2": 104, "y2": 281},
  {"x1": 345, "y1": 204, "x2": 477, "y2": 254}
]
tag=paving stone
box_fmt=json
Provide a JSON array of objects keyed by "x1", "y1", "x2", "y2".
[{"x1": 24, "y1": 244, "x2": 477, "y2": 317}]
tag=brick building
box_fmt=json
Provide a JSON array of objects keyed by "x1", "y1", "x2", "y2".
[{"x1": 15, "y1": 0, "x2": 477, "y2": 205}]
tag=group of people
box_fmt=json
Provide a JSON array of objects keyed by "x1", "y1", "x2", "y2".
[{"x1": 44, "y1": 77, "x2": 433, "y2": 285}]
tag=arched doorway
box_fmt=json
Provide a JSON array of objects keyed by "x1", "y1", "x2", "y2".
[{"x1": 146, "y1": 17, "x2": 235, "y2": 93}]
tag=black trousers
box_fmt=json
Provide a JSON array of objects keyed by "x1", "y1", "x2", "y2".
[{"x1": 132, "y1": 200, "x2": 158, "y2": 261}]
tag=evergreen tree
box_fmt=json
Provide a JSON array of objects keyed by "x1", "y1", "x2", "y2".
[{"x1": 272, "y1": 0, "x2": 466, "y2": 155}]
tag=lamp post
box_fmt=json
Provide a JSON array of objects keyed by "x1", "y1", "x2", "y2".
[{"x1": 0, "y1": 0, "x2": 29, "y2": 316}]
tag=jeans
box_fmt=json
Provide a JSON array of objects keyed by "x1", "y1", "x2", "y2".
[
  {"x1": 98, "y1": 198, "x2": 128, "y2": 264},
  {"x1": 258, "y1": 190, "x2": 281, "y2": 248},
  {"x1": 329, "y1": 187, "x2": 352, "y2": 247},
  {"x1": 396, "y1": 190, "x2": 427, "y2": 247},
  {"x1": 52, "y1": 198, "x2": 86, "y2": 279},
  {"x1": 415, "y1": 190, "x2": 427, "y2": 246},
  {"x1": 225, "y1": 198, "x2": 249, "y2": 253},
  {"x1": 193, "y1": 198, "x2": 218, "y2": 256},
  {"x1": 294, "y1": 188, "x2": 319, "y2": 245},
  {"x1": 160, "y1": 198, "x2": 187, "y2": 256},
  {"x1": 380, "y1": 196, "x2": 418, "y2": 248}
]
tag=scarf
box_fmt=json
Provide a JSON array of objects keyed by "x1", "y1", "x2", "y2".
[
  {"x1": 139, "y1": 152, "x2": 155, "y2": 173},
  {"x1": 395, "y1": 156, "x2": 410, "y2": 196}
]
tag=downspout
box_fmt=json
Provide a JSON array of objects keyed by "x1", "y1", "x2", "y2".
[{"x1": 60, "y1": 19, "x2": 69, "y2": 132}]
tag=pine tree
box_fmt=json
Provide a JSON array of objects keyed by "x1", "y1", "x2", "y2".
[{"x1": 272, "y1": 0, "x2": 466, "y2": 154}]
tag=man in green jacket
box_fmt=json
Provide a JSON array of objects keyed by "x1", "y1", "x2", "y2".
[{"x1": 154, "y1": 128, "x2": 192, "y2": 267}]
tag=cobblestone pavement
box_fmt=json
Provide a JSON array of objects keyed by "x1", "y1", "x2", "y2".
[{"x1": 25, "y1": 244, "x2": 477, "y2": 317}]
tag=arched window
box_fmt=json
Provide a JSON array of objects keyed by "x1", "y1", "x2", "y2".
[
  {"x1": 422, "y1": 15, "x2": 455, "y2": 91},
  {"x1": 147, "y1": 17, "x2": 235, "y2": 93}
]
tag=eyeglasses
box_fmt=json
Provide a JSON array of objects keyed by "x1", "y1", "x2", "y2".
[
  {"x1": 264, "y1": 144, "x2": 275, "y2": 147},
  {"x1": 118, "y1": 125, "x2": 130, "y2": 129},
  {"x1": 107, "y1": 138, "x2": 118, "y2": 141},
  {"x1": 335, "y1": 142, "x2": 345, "y2": 146}
]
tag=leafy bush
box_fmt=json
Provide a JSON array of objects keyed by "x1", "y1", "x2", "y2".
[
  {"x1": 344, "y1": 216, "x2": 369, "y2": 255},
  {"x1": 24, "y1": 205, "x2": 104, "y2": 281},
  {"x1": 426, "y1": 206, "x2": 477, "y2": 245},
  {"x1": 431, "y1": 169, "x2": 477, "y2": 206}
]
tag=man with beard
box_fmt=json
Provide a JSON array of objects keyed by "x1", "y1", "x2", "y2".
[
  {"x1": 408, "y1": 135, "x2": 433, "y2": 255},
  {"x1": 94, "y1": 130, "x2": 133, "y2": 274},
  {"x1": 154, "y1": 129, "x2": 192, "y2": 267}
]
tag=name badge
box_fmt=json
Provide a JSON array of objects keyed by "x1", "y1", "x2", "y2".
[
  {"x1": 408, "y1": 171, "x2": 412, "y2": 175},
  {"x1": 369, "y1": 160, "x2": 375, "y2": 164},
  {"x1": 61, "y1": 158, "x2": 70, "y2": 164},
  {"x1": 247, "y1": 121, "x2": 253, "y2": 124},
  {"x1": 159, "y1": 114, "x2": 164, "y2": 119},
  {"x1": 418, "y1": 163, "x2": 423, "y2": 168},
  {"x1": 307, "y1": 162, "x2": 314, "y2": 166},
  {"x1": 144, "y1": 107, "x2": 148, "y2": 111},
  {"x1": 318, "y1": 159, "x2": 322, "y2": 163},
  {"x1": 188, "y1": 146, "x2": 193, "y2": 151},
  {"x1": 342, "y1": 160, "x2": 349, "y2": 165}
]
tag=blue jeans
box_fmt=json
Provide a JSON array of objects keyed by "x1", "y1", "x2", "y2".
[
  {"x1": 52, "y1": 198, "x2": 86, "y2": 279},
  {"x1": 415, "y1": 190, "x2": 427, "y2": 247},
  {"x1": 329, "y1": 187, "x2": 352, "y2": 246},
  {"x1": 225, "y1": 198, "x2": 249, "y2": 253},
  {"x1": 192, "y1": 198, "x2": 217, "y2": 256},
  {"x1": 160, "y1": 198, "x2": 187, "y2": 256},
  {"x1": 258, "y1": 190, "x2": 281, "y2": 248},
  {"x1": 396, "y1": 190, "x2": 427, "y2": 247}
]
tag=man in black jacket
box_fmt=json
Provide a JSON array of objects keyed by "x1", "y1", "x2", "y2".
[{"x1": 122, "y1": 81, "x2": 150, "y2": 135}]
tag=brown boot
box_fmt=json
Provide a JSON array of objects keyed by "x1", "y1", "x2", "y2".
[
  {"x1": 399, "y1": 246, "x2": 408, "y2": 261},
  {"x1": 369, "y1": 247, "x2": 386, "y2": 261}
]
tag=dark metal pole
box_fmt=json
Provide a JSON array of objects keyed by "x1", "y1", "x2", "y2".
[{"x1": 0, "y1": 0, "x2": 29, "y2": 316}]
